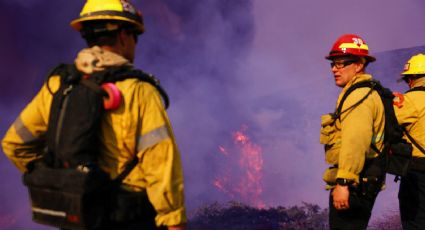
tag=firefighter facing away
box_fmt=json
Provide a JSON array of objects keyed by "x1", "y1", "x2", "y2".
[
  {"x1": 320, "y1": 34, "x2": 385, "y2": 229},
  {"x1": 1, "y1": 0, "x2": 187, "y2": 229},
  {"x1": 394, "y1": 53, "x2": 425, "y2": 229}
]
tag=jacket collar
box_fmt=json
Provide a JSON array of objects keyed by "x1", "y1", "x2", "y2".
[
  {"x1": 337, "y1": 73, "x2": 373, "y2": 105},
  {"x1": 74, "y1": 46, "x2": 132, "y2": 74},
  {"x1": 411, "y1": 77, "x2": 425, "y2": 88},
  {"x1": 341, "y1": 73, "x2": 373, "y2": 94}
]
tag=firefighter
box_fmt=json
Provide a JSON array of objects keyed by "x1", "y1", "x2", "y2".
[
  {"x1": 320, "y1": 34, "x2": 385, "y2": 229},
  {"x1": 394, "y1": 53, "x2": 425, "y2": 229},
  {"x1": 1, "y1": 0, "x2": 187, "y2": 229}
]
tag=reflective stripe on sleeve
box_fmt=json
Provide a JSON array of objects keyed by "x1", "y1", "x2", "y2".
[
  {"x1": 371, "y1": 133, "x2": 384, "y2": 145},
  {"x1": 137, "y1": 125, "x2": 170, "y2": 152},
  {"x1": 32, "y1": 207, "x2": 66, "y2": 217},
  {"x1": 13, "y1": 116, "x2": 37, "y2": 142}
]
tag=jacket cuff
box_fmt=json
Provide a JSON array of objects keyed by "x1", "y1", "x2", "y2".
[
  {"x1": 336, "y1": 169, "x2": 359, "y2": 184},
  {"x1": 155, "y1": 207, "x2": 187, "y2": 227}
]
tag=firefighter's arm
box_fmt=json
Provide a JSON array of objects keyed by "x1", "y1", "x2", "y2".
[
  {"x1": 137, "y1": 84, "x2": 187, "y2": 227},
  {"x1": 141, "y1": 138, "x2": 187, "y2": 227},
  {"x1": 1, "y1": 79, "x2": 57, "y2": 172},
  {"x1": 337, "y1": 89, "x2": 375, "y2": 184}
]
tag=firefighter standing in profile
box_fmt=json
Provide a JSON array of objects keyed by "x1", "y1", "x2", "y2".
[
  {"x1": 1, "y1": 0, "x2": 187, "y2": 229},
  {"x1": 320, "y1": 34, "x2": 385, "y2": 229},
  {"x1": 394, "y1": 53, "x2": 425, "y2": 229}
]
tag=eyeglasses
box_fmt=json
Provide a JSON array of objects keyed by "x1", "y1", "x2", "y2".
[{"x1": 330, "y1": 60, "x2": 356, "y2": 69}]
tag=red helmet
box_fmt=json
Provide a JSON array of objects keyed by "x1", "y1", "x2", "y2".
[{"x1": 326, "y1": 34, "x2": 376, "y2": 62}]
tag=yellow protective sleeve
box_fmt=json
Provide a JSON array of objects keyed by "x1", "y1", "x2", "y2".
[{"x1": 1, "y1": 77, "x2": 59, "y2": 172}]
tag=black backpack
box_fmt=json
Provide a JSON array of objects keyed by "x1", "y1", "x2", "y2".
[
  {"x1": 332, "y1": 80, "x2": 413, "y2": 181},
  {"x1": 23, "y1": 64, "x2": 169, "y2": 229}
]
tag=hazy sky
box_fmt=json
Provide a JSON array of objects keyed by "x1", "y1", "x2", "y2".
[{"x1": 1, "y1": 0, "x2": 425, "y2": 228}]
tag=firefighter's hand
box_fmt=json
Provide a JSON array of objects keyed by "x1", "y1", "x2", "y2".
[
  {"x1": 332, "y1": 184, "x2": 350, "y2": 210},
  {"x1": 168, "y1": 224, "x2": 187, "y2": 230}
]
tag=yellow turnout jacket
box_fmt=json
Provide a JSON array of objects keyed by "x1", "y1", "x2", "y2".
[
  {"x1": 394, "y1": 77, "x2": 425, "y2": 159},
  {"x1": 2, "y1": 46, "x2": 187, "y2": 226},
  {"x1": 321, "y1": 74, "x2": 385, "y2": 185}
]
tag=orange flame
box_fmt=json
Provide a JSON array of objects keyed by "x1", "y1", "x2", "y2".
[{"x1": 213, "y1": 125, "x2": 265, "y2": 208}]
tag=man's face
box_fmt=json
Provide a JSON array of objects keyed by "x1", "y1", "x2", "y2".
[
  {"x1": 330, "y1": 57, "x2": 363, "y2": 87},
  {"x1": 120, "y1": 28, "x2": 139, "y2": 63}
]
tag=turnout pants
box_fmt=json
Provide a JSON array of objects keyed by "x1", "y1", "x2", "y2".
[
  {"x1": 329, "y1": 185, "x2": 379, "y2": 230},
  {"x1": 399, "y1": 170, "x2": 425, "y2": 230}
]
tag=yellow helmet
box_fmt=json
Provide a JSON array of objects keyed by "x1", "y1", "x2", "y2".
[
  {"x1": 70, "y1": 0, "x2": 144, "y2": 34},
  {"x1": 401, "y1": 53, "x2": 425, "y2": 75}
]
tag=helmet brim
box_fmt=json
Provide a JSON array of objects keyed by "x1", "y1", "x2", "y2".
[
  {"x1": 325, "y1": 53, "x2": 376, "y2": 63},
  {"x1": 70, "y1": 15, "x2": 144, "y2": 34}
]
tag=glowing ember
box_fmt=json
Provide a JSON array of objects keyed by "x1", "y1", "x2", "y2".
[
  {"x1": 218, "y1": 145, "x2": 228, "y2": 155},
  {"x1": 213, "y1": 125, "x2": 265, "y2": 208},
  {"x1": 234, "y1": 131, "x2": 248, "y2": 144}
]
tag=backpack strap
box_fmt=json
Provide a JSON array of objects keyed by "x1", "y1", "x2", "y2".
[
  {"x1": 406, "y1": 86, "x2": 425, "y2": 93},
  {"x1": 45, "y1": 64, "x2": 79, "y2": 95},
  {"x1": 112, "y1": 156, "x2": 139, "y2": 185},
  {"x1": 402, "y1": 86, "x2": 425, "y2": 155},
  {"x1": 332, "y1": 80, "x2": 377, "y2": 120},
  {"x1": 332, "y1": 80, "x2": 403, "y2": 153},
  {"x1": 90, "y1": 66, "x2": 170, "y2": 109},
  {"x1": 45, "y1": 64, "x2": 170, "y2": 109},
  {"x1": 404, "y1": 128, "x2": 425, "y2": 153},
  {"x1": 121, "y1": 69, "x2": 170, "y2": 109}
]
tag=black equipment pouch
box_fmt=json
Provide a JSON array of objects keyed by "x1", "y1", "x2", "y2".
[
  {"x1": 23, "y1": 159, "x2": 143, "y2": 229},
  {"x1": 23, "y1": 162, "x2": 112, "y2": 229},
  {"x1": 359, "y1": 157, "x2": 385, "y2": 199}
]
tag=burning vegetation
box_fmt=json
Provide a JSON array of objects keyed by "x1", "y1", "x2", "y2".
[{"x1": 213, "y1": 125, "x2": 265, "y2": 208}]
